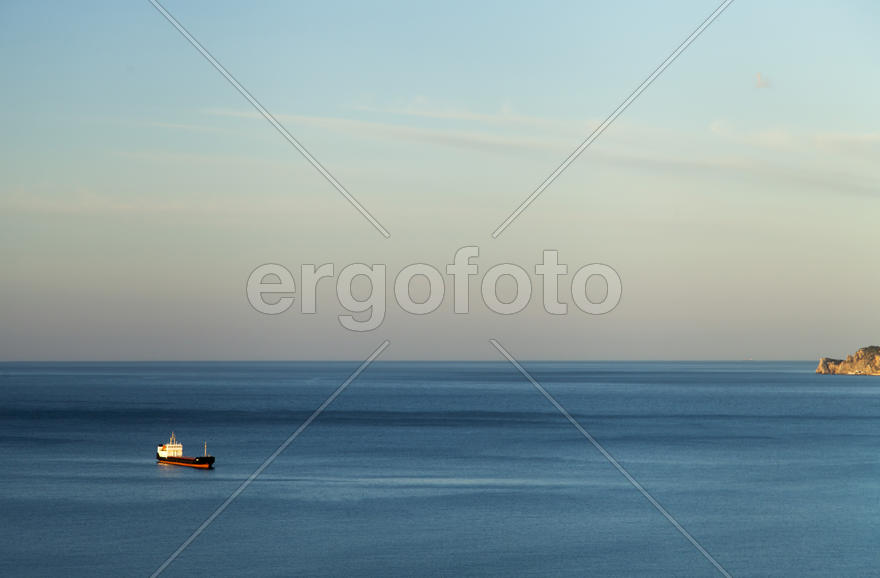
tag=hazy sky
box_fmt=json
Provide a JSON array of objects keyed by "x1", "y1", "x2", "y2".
[{"x1": 1, "y1": 0, "x2": 878, "y2": 361}]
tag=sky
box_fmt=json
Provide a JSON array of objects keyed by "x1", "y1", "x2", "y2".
[{"x1": 1, "y1": 0, "x2": 878, "y2": 361}]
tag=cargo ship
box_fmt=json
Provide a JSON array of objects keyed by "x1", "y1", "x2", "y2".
[{"x1": 156, "y1": 432, "x2": 215, "y2": 469}]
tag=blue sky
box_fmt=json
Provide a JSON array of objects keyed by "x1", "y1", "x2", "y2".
[{"x1": 1, "y1": 1, "x2": 878, "y2": 360}]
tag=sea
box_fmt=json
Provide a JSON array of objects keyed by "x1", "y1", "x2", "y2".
[{"x1": 0, "y1": 361, "x2": 877, "y2": 577}]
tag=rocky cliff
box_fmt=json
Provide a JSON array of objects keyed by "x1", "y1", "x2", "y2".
[{"x1": 816, "y1": 346, "x2": 880, "y2": 375}]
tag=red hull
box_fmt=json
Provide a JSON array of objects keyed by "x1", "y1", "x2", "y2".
[{"x1": 156, "y1": 454, "x2": 215, "y2": 469}]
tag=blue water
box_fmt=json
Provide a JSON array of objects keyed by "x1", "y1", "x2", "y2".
[{"x1": 0, "y1": 361, "x2": 877, "y2": 577}]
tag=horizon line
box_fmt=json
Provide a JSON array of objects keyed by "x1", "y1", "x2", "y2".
[{"x1": 0, "y1": 358, "x2": 820, "y2": 364}]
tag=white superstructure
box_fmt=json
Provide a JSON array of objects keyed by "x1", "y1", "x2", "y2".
[{"x1": 157, "y1": 432, "x2": 184, "y2": 458}]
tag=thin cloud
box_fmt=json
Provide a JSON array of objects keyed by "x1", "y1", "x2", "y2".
[
  {"x1": 709, "y1": 121, "x2": 796, "y2": 150},
  {"x1": 203, "y1": 103, "x2": 668, "y2": 156},
  {"x1": 203, "y1": 108, "x2": 570, "y2": 153},
  {"x1": 710, "y1": 120, "x2": 880, "y2": 158},
  {"x1": 813, "y1": 132, "x2": 880, "y2": 153},
  {"x1": 353, "y1": 100, "x2": 575, "y2": 131},
  {"x1": 0, "y1": 189, "x2": 330, "y2": 222},
  {"x1": 94, "y1": 116, "x2": 235, "y2": 135}
]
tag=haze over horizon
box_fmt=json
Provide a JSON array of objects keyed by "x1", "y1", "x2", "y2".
[{"x1": 1, "y1": 0, "x2": 878, "y2": 361}]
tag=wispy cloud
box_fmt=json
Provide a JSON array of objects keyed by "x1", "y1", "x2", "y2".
[
  {"x1": 112, "y1": 149, "x2": 294, "y2": 170},
  {"x1": 813, "y1": 132, "x2": 880, "y2": 156},
  {"x1": 144, "y1": 120, "x2": 232, "y2": 134},
  {"x1": 202, "y1": 100, "x2": 677, "y2": 158},
  {"x1": 706, "y1": 120, "x2": 880, "y2": 196},
  {"x1": 710, "y1": 120, "x2": 880, "y2": 158},
  {"x1": 203, "y1": 107, "x2": 572, "y2": 153},
  {"x1": 708, "y1": 120, "x2": 796, "y2": 150},
  {"x1": 0, "y1": 189, "x2": 330, "y2": 222},
  {"x1": 95, "y1": 104, "x2": 880, "y2": 208},
  {"x1": 97, "y1": 117, "x2": 235, "y2": 135},
  {"x1": 352, "y1": 98, "x2": 576, "y2": 131},
  {"x1": 594, "y1": 147, "x2": 879, "y2": 198}
]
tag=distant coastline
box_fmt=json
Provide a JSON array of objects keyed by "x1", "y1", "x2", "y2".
[{"x1": 816, "y1": 346, "x2": 880, "y2": 375}]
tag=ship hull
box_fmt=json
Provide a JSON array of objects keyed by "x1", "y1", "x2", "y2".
[{"x1": 156, "y1": 454, "x2": 215, "y2": 469}]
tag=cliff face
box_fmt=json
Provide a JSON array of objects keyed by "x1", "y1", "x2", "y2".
[{"x1": 816, "y1": 346, "x2": 880, "y2": 375}]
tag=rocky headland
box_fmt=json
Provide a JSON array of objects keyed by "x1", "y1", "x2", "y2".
[{"x1": 816, "y1": 346, "x2": 880, "y2": 375}]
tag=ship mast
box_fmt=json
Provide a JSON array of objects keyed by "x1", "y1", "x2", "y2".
[{"x1": 204, "y1": 441, "x2": 207, "y2": 456}]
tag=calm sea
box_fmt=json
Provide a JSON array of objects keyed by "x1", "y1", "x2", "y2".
[{"x1": 0, "y1": 361, "x2": 877, "y2": 577}]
